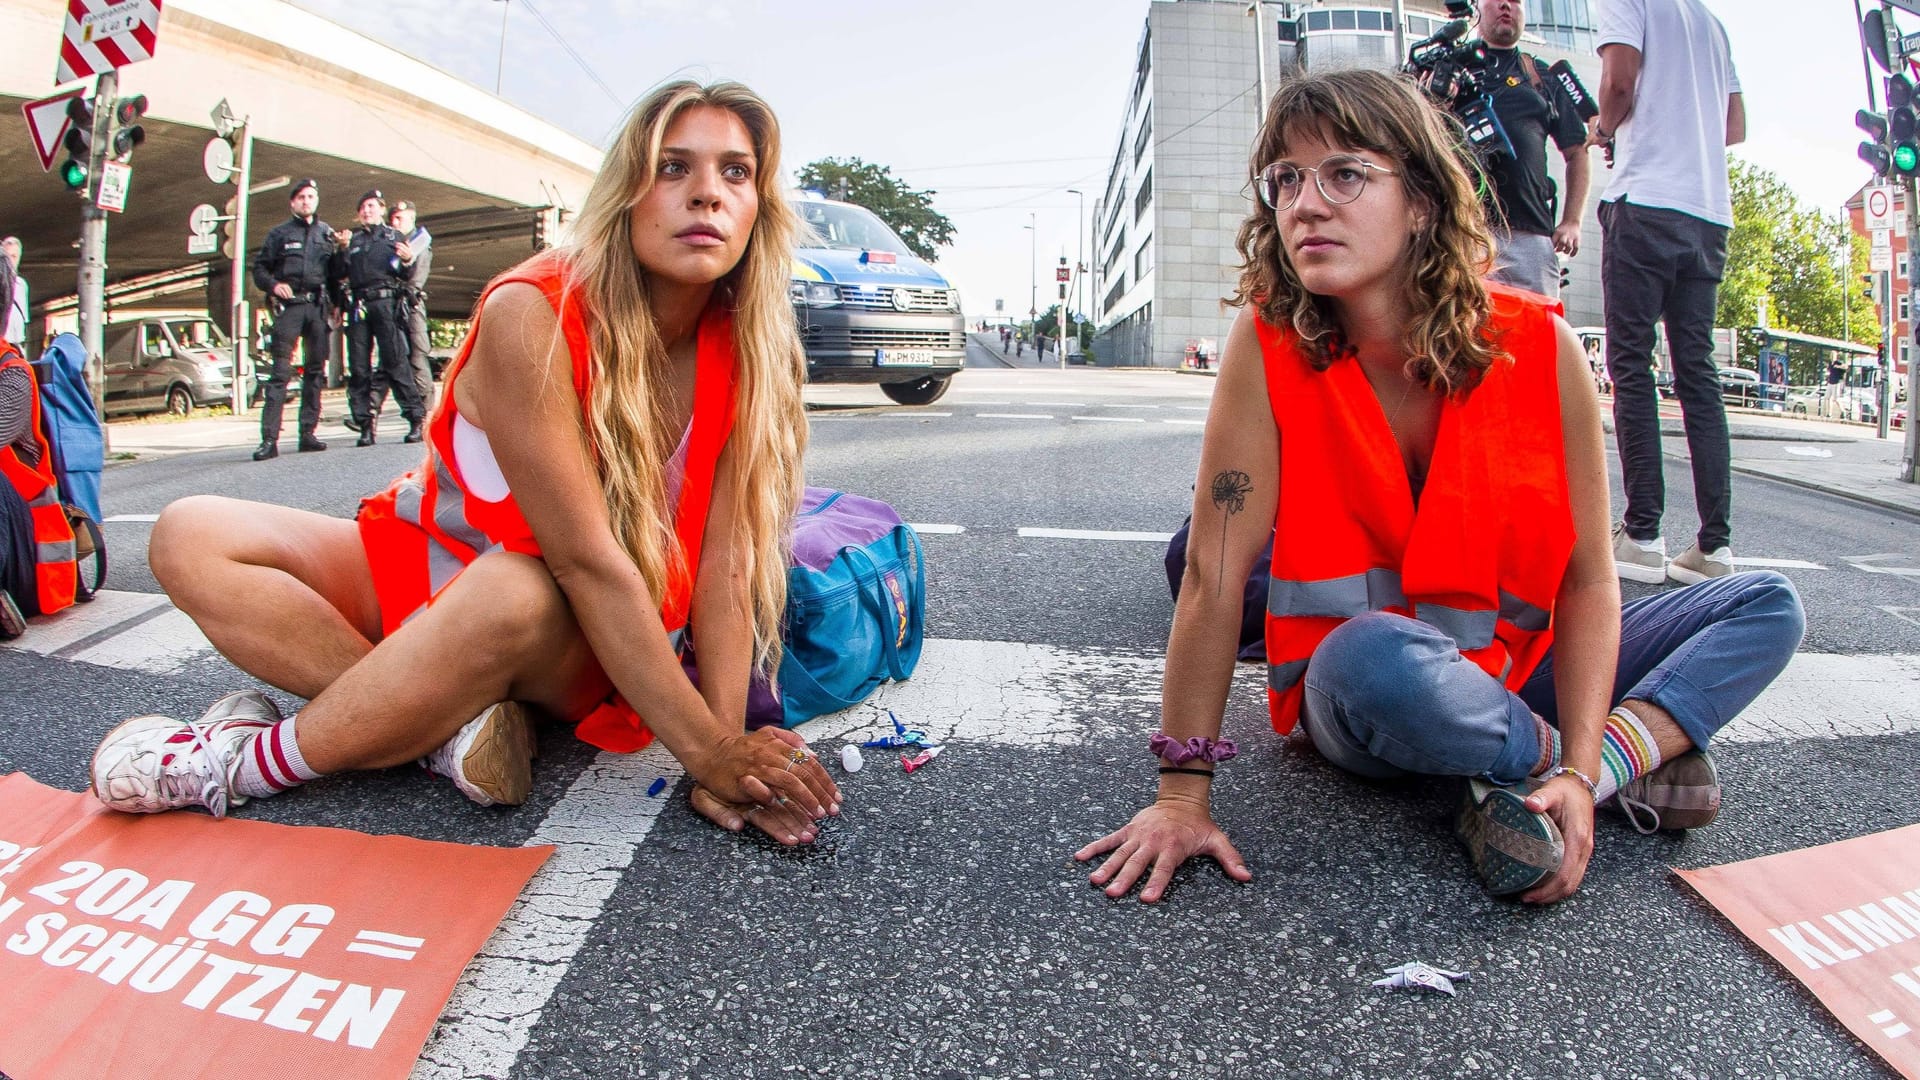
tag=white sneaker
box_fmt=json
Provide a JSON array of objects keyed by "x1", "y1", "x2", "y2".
[
  {"x1": 89, "y1": 691, "x2": 282, "y2": 818},
  {"x1": 1667, "y1": 543, "x2": 1734, "y2": 585},
  {"x1": 1612, "y1": 522, "x2": 1667, "y2": 584},
  {"x1": 420, "y1": 702, "x2": 535, "y2": 807}
]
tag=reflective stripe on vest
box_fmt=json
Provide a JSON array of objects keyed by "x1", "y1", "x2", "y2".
[{"x1": 1266, "y1": 568, "x2": 1550, "y2": 656}]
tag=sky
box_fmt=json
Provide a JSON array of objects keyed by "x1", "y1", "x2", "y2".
[{"x1": 289, "y1": 0, "x2": 1873, "y2": 321}]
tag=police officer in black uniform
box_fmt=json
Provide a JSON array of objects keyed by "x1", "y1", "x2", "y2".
[
  {"x1": 332, "y1": 189, "x2": 424, "y2": 445},
  {"x1": 389, "y1": 199, "x2": 436, "y2": 411},
  {"x1": 248, "y1": 178, "x2": 334, "y2": 461}
]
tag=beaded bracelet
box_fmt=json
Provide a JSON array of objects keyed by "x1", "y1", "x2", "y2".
[
  {"x1": 1149, "y1": 733, "x2": 1239, "y2": 765},
  {"x1": 1540, "y1": 765, "x2": 1600, "y2": 802}
]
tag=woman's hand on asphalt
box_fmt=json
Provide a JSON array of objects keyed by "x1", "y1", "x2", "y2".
[
  {"x1": 1520, "y1": 774, "x2": 1596, "y2": 904},
  {"x1": 1074, "y1": 798, "x2": 1252, "y2": 904},
  {"x1": 689, "y1": 782, "x2": 822, "y2": 847},
  {"x1": 693, "y1": 727, "x2": 840, "y2": 843}
]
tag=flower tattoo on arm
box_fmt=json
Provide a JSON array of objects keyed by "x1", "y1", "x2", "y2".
[{"x1": 1209, "y1": 470, "x2": 1253, "y2": 594}]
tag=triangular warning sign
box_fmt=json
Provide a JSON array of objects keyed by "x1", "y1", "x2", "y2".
[{"x1": 22, "y1": 90, "x2": 84, "y2": 173}]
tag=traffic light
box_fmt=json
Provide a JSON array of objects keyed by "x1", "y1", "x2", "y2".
[
  {"x1": 1860, "y1": 109, "x2": 1893, "y2": 177},
  {"x1": 109, "y1": 94, "x2": 147, "y2": 161},
  {"x1": 1889, "y1": 75, "x2": 1920, "y2": 178},
  {"x1": 59, "y1": 96, "x2": 95, "y2": 191},
  {"x1": 220, "y1": 195, "x2": 239, "y2": 261}
]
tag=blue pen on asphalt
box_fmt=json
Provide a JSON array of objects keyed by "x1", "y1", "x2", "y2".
[{"x1": 647, "y1": 777, "x2": 667, "y2": 797}]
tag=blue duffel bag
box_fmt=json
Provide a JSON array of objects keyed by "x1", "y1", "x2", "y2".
[
  {"x1": 684, "y1": 487, "x2": 926, "y2": 730},
  {"x1": 770, "y1": 487, "x2": 925, "y2": 727}
]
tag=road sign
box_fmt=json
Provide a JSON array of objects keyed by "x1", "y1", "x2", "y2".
[
  {"x1": 95, "y1": 159, "x2": 130, "y2": 212},
  {"x1": 202, "y1": 137, "x2": 233, "y2": 183},
  {"x1": 209, "y1": 97, "x2": 239, "y2": 139},
  {"x1": 20, "y1": 89, "x2": 84, "y2": 172},
  {"x1": 56, "y1": 0, "x2": 162, "y2": 85},
  {"x1": 188, "y1": 203, "x2": 218, "y2": 236},
  {"x1": 1872, "y1": 245, "x2": 1893, "y2": 272},
  {"x1": 186, "y1": 233, "x2": 217, "y2": 255},
  {"x1": 1056, "y1": 267, "x2": 1071, "y2": 282},
  {"x1": 1868, "y1": 185, "x2": 1896, "y2": 230},
  {"x1": 1873, "y1": 227, "x2": 1892, "y2": 251}
]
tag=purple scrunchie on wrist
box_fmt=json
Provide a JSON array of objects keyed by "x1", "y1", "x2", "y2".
[{"x1": 1149, "y1": 733, "x2": 1239, "y2": 765}]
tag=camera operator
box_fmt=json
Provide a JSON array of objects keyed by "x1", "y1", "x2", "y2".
[{"x1": 1464, "y1": 0, "x2": 1592, "y2": 296}]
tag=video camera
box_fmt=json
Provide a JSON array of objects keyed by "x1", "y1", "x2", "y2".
[{"x1": 1404, "y1": 1, "x2": 1514, "y2": 162}]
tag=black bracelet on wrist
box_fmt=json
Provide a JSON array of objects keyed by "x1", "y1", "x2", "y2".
[{"x1": 1158, "y1": 766, "x2": 1216, "y2": 778}]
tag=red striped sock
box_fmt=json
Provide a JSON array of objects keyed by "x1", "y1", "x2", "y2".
[{"x1": 232, "y1": 714, "x2": 323, "y2": 798}]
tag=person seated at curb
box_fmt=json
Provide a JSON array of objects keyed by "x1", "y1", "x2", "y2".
[
  {"x1": 87, "y1": 80, "x2": 841, "y2": 846},
  {"x1": 1076, "y1": 69, "x2": 1804, "y2": 905}
]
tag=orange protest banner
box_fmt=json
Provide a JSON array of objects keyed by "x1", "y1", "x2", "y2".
[
  {"x1": 0, "y1": 773, "x2": 551, "y2": 1080},
  {"x1": 1678, "y1": 824, "x2": 1920, "y2": 1079}
]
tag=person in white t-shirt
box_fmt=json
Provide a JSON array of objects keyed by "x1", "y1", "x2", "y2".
[
  {"x1": 1590, "y1": 0, "x2": 1745, "y2": 589},
  {"x1": 1, "y1": 238, "x2": 28, "y2": 349}
]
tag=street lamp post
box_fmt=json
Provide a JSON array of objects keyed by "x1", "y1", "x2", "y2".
[
  {"x1": 1024, "y1": 212, "x2": 1036, "y2": 328},
  {"x1": 1067, "y1": 188, "x2": 1085, "y2": 359},
  {"x1": 493, "y1": 0, "x2": 511, "y2": 95}
]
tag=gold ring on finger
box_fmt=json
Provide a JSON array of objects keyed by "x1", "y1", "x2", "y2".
[{"x1": 787, "y1": 749, "x2": 810, "y2": 765}]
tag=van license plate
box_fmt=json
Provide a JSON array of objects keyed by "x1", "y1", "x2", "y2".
[{"x1": 875, "y1": 349, "x2": 935, "y2": 366}]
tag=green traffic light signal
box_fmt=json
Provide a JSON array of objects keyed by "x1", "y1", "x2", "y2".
[
  {"x1": 59, "y1": 157, "x2": 87, "y2": 191},
  {"x1": 1897, "y1": 144, "x2": 1919, "y2": 173}
]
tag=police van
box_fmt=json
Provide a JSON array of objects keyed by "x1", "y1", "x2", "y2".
[{"x1": 789, "y1": 193, "x2": 965, "y2": 405}]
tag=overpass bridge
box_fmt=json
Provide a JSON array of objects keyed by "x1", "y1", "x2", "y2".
[{"x1": 0, "y1": 0, "x2": 603, "y2": 338}]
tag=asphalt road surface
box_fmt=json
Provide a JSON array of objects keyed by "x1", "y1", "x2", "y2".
[{"x1": 4, "y1": 363, "x2": 1919, "y2": 1079}]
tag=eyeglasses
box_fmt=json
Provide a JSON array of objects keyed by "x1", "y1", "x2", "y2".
[{"x1": 1255, "y1": 155, "x2": 1397, "y2": 211}]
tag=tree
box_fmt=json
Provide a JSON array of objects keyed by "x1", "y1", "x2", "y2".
[
  {"x1": 795, "y1": 157, "x2": 956, "y2": 262},
  {"x1": 1721, "y1": 159, "x2": 1877, "y2": 351}
]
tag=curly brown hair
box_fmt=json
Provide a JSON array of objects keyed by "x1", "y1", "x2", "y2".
[{"x1": 1231, "y1": 68, "x2": 1500, "y2": 393}]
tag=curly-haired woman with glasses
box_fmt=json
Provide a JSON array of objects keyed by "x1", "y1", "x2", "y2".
[{"x1": 1077, "y1": 69, "x2": 1802, "y2": 904}]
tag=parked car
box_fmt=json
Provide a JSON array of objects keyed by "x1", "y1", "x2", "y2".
[
  {"x1": 102, "y1": 316, "x2": 236, "y2": 417},
  {"x1": 1718, "y1": 366, "x2": 1761, "y2": 407},
  {"x1": 789, "y1": 193, "x2": 965, "y2": 406}
]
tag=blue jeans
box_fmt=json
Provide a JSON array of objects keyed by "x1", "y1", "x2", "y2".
[{"x1": 1298, "y1": 571, "x2": 1805, "y2": 784}]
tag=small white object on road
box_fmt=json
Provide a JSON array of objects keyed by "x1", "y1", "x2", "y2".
[{"x1": 840, "y1": 745, "x2": 865, "y2": 773}]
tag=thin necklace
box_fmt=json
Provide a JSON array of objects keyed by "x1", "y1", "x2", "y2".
[{"x1": 1383, "y1": 374, "x2": 1416, "y2": 439}]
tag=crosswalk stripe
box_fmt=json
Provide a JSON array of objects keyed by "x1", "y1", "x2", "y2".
[
  {"x1": 977, "y1": 413, "x2": 1054, "y2": 420},
  {"x1": 1018, "y1": 528, "x2": 1176, "y2": 542},
  {"x1": 12, "y1": 595, "x2": 1916, "y2": 741},
  {"x1": 103, "y1": 514, "x2": 159, "y2": 523}
]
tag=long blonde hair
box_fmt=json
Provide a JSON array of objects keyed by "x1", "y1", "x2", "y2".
[
  {"x1": 1232, "y1": 69, "x2": 1501, "y2": 393},
  {"x1": 560, "y1": 80, "x2": 807, "y2": 676}
]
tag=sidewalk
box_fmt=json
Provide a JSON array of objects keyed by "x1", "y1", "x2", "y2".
[{"x1": 103, "y1": 387, "x2": 420, "y2": 463}]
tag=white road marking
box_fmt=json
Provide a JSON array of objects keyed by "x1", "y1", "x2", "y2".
[
  {"x1": 1844, "y1": 554, "x2": 1920, "y2": 578},
  {"x1": 1102, "y1": 404, "x2": 1163, "y2": 410},
  {"x1": 103, "y1": 514, "x2": 159, "y2": 523},
  {"x1": 1071, "y1": 415, "x2": 1146, "y2": 424},
  {"x1": 977, "y1": 413, "x2": 1055, "y2": 420},
  {"x1": 1732, "y1": 557, "x2": 1827, "y2": 570},
  {"x1": 1783, "y1": 446, "x2": 1835, "y2": 458},
  {"x1": 1163, "y1": 419, "x2": 1207, "y2": 426},
  {"x1": 1021, "y1": 401, "x2": 1088, "y2": 407},
  {"x1": 1882, "y1": 607, "x2": 1920, "y2": 629},
  {"x1": 4, "y1": 590, "x2": 172, "y2": 656},
  {"x1": 1717, "y1": 652, "x2": 1920, "y2": 742},
  {"x1": 1174, "y1": 405, "x2": 1210, "y2": 411},
  {"x1": 909, "y1": 523, "x2": 967, "y2": 534},
  {"x1": 876, "y1": 411, "x2": 952, "y2": 418},
  {"x1": 1018, "y1": 527, "x2": 1175, "y2": 542}
]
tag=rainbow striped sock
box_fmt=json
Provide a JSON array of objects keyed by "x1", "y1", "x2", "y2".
[
  {"x1": 1596, "y1": 704, "x2": 1662, "y2": 802},
  {"x1": 1530, "y1": 714, "x2": 1561, "y2": 778}
]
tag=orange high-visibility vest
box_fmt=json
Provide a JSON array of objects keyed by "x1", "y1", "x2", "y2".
[
  {"x1": 357, "y1": 251, "x2": 739, "y2": 752},
  {"x1": 0, "y1": 345, "x2": 78, "y2": 616},
  {"x1": 1257, "y1": 284, "x2": 1574, "y2": 735}
]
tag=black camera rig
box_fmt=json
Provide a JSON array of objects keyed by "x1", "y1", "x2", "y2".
[{"x1": 1404, "y1": 0, "x2": 1515, "y2": 162}]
